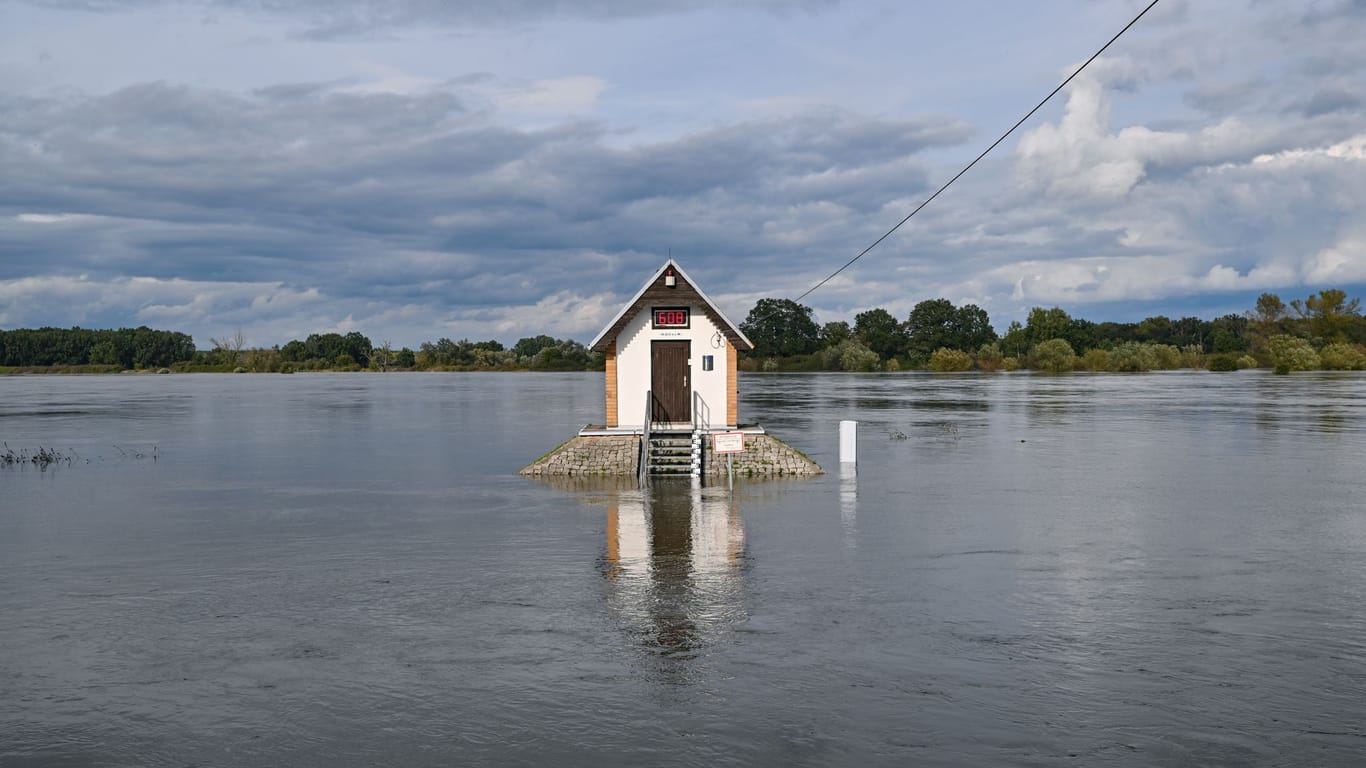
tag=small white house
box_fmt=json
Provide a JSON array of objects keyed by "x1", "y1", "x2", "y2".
[{"x1": 589, "y1": 260, "x2": 754, "y2": 431}]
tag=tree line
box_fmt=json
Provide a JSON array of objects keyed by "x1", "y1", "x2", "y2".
[
  {"x1": 739, "y1": 289, "x2": 1366, "y2": 374},
  {"x1": 201, "y1": 331, "x2": 602, "y2": 372},
  {"x1": 0, "y1": 327, "x2": 195, "y2": 370},
  {"x1": 4, "y1": 289, "x2": 1361, "y2": 375},
  {"x1": 0, "y1": 326, "x2": 602, "y2": 372}
]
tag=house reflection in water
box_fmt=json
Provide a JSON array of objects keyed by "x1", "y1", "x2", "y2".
[{"x1": 602, "y1": 479, "x2": 748, "y2": 661}]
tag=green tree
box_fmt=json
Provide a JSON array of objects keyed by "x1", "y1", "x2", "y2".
[
  {"x1": 1093, "y1": 321, "x2": 1136, "y2": 347},
  {"x1": 513, "y1": 335, "x2": 557, "y2": 360},
  {"x1": 819, "y1": 321, "x2": 852, "y2": 347},
  {"x1": 1000, "y1": 321, "x2": 1028, "y2": 359},
  {"x1": 904, "y1": 298, "x2": 959, "y2": 362},
  {"x1": 1171, "y1": 316, "x2": 1210, "y2": 349},
  {"x1": 956, "y1": 304, "x2": 998, "y2": 351},
  {"x1": 1209, "y1": 314, "x2": 1249, "y2": 353},
  {"x1": 854, "y1": 308, "x2": 906, "y2": 360},
  {"x1": 1025, "y1": 307, "x2": 1073, "y2": 347},
  {"x1": 341, "y1": 332, "x2": 373, "y2": 368},
  {"x1": 740, "y1": 299, "x2": 821, "y2": 357},
  {"x1": 1246, "y1": 292, "x2": 1287, "y2": 350},
  {"x1": 280, "y1": 340, "x2": 308, "y2": 362},
  {"x1": 530, "y1": 339, "x2": 591, "y2": 371},
  {"x1": 1292, "y1": 289, "x2": 1362, "y2": 343},
  {"x1": 89, "y1": 339, "x2": 119, "y2": 366},
  {"x1": 1135, "y1": 315, "x2": 1173, "y2": 345}
]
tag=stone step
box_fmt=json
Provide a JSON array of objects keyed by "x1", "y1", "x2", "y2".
[
  {"x1": 646, "y1": 457, "x2": 698, "y2": 473},
  {"x1": 651, "y1": 459, "x2": 695, "y2": 469},
  {"x1": 644, "y1": 431, "x2": 702, "y2": 476}
]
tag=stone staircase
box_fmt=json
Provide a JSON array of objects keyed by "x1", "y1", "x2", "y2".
[{"x1": 643, "y1": 429, "x2": 702, "y2": 477}]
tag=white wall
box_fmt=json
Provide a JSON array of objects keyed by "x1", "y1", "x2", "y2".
[{"x1": 615, "y1": 303, "x2": 731, "y2": 429}]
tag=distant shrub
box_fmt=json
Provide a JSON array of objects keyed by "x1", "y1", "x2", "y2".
[
  {"x1": 1002, "y1": 356, "x2": 1022, "y2": 371},
  {"x1": 1080, "y1": 348, "x2": 1109, "y2": 371},
  {"x1": 838, "y1": 341, "x2": 880, "y2": 372},
  {"x1": 761, "y1": 358, "x2": 780, "y2": 372},
  {"x1": 1107, "y1": 341, "x2": 1154, "y2": 372},
  {"x1": 928, "y1": 348, "x2": 972, "y2": 372},
  {"x1": 1151, "y1": 344, "x2": 1184, "y2": 370},
  {"x1": 1267, "y1": 335, "x2": 1320, "y2": 374},
  {"x1": 1237, "y1": 355, "x2": 1259, "y2": 369},
  {"x1": 1029, "y1": 339, "x2": 1076, "y2": 373},
  {"x1": 1207, "y1": 353, "x2": 1240, "y2": 371},
  {"x1": 1318, "y1": 343, "x2": 1366, "y2": 370},
  {"x1": 975, "y1": 342, "x2": 1004, "y2": 372},
  {"x1": 885, "y1": 358, "x2": 900, "y2": 372},
  {"x1": 771, "y1": 353, "x2": 825, "y2": 372},
  {"x1": 1180, "y1": 344, "x2": 1206, "y2": 369}
]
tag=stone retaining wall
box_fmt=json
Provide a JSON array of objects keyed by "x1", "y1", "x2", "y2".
[
  {"x1": 703, "y1": 434, "x2": 822, "y2": 477},
  {"x1": 519, "y1": 435, "x2": 639, "y2": 476}
]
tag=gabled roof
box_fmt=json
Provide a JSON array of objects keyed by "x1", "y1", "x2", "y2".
[{"x1": 589, "y1": 259, "x2": 754, "y2": 352}]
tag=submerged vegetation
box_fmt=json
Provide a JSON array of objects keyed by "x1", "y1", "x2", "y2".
[
  {"x1": 1, "y1": 445, "x2": 76, "y2": 469},
  {"x1": 738, "y1": 288, "x2": 1366, "y2": 375},
  {"x1": 0, "y1": 443, "x2": 158, "y2": 470}
]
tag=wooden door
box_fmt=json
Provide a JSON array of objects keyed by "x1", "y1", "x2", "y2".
[{"x1": 651, "y1": 340, "x2": 691, "y2": 423}]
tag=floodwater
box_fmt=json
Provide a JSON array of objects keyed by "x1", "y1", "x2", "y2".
[{"x1": 2, "y1": 370, "x2": 1365, "y2": 766}]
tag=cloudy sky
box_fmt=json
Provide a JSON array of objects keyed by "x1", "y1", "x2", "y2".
[{"x1": 2, "y1": 0, "x2": 1364, "y2": 348}]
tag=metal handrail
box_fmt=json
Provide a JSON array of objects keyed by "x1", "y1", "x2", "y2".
[
  {"x1": 638, "y1": 389, "x2": 653, "y2": 487},
  {"x1": 692, "y1": 391, "x2": 711, "y2": 432}
]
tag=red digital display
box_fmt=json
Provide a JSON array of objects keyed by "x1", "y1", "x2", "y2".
[{"x1": 653, "y1": 308, "x2": 690, "y2": 328}]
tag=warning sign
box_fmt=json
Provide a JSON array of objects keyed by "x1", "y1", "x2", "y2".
[{"x1": 712, "y1": 432, "x2": 746, "y2": 454}]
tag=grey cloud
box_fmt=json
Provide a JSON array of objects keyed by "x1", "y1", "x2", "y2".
[
  {"x1": 23, "y1": 0, "x2": 839, "y2": 36},
  {"x1": 1183, "y1": 79, "x2": 1269, "y2": 115},
  {"x1": 0, "y1": 79, "x2": 970, "y2": 325},
  {"x1": 1297, "y1": 85, "x2": 1366, "y2": 117}
]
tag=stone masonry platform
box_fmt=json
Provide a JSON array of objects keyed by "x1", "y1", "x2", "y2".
[
  {"x1": 520, "y1": 435, "x2": 640, "y2": 477},
  {"x1": 701, "y1": 433, "x2": 822, "y2": 478},
  {"x1": 519, "y1": 428, "x2": 822, "y2": 478}
]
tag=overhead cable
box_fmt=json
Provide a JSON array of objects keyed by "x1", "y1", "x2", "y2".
[{"x1": 788, "y1": 0, "x2": 1163, "y2": 305}]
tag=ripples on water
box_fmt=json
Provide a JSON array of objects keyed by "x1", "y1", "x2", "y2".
[{"x1": 2, "y1": 371, "x2": 1365, "y2": 766}]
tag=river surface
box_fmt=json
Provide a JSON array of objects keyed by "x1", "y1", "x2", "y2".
[{"x1": 2, "y1": 371, "x2": 1365, "y2": 766}]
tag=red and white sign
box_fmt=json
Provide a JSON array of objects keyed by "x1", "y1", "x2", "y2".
[{"x1": 712, "y1": 432, "x2": 746, "y2": 454}]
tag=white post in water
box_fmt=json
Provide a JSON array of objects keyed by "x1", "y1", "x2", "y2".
[{"x1": 839, "y1": 420, "x2": 857, "y2": 465}]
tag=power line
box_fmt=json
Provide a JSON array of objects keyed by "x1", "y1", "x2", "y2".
[{"x1": 788, "y1": 0, "x2": 1163, "y2": 306}]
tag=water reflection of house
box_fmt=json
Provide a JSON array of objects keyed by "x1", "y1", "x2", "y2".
[{"x1": 603, "y1": 480, "x2": 747, "y2": 659}]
